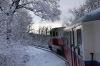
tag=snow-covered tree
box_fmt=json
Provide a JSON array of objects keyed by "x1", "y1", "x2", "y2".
[
  {"x1": 0, "y1": 0, "x2": 61, "y2": 44},
  {"x1": 0, "y1": 0, "x2": 61, "y2": 66},
  {"x1": 62, "y1": 18, "x2": 72, "y2": 27},
  {"x1": 11, "y1": 9, "x2": 32, "y2": 41},
  {"x1": 85, "y1": 0, "x2": 100, "y2": 12},
  {"x1": 68, "y1": 4, "x2": 86, "y2": 22},
  {"x1": 0, "y1": 0, "x2": 60, "y2": 21}
]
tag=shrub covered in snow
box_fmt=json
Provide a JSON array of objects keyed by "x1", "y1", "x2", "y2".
[{"x1": 29, "y1": 33, "x2": 50, "y2": 48}]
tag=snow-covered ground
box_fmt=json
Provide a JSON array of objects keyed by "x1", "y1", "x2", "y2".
[
  {"x1": 0, "y1": 33, "x2": 67, "y2": 66},
  {"x1": 0, "y1": 44, "x2": 67, "y2": 66},
  {"x1": 25, "y1": 46, "x2": 67, "y2": 66}
]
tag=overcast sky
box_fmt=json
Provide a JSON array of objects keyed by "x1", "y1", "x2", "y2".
[
  {"x1": 59, "y1": 0, "x2": 86, "y2": 19},
  {"x1": 31, "y1": 0, "x2": 86, "y2": 23},
  {"x1": 31, "y1": 0, "x2": 86, "y2": 30}
]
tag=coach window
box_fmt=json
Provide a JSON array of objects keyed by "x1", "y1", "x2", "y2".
[
  {"x1": 63, "y1": 32, "x2": 67, "y2": 45},
  {"x1": 66, "y1": 31, "x2": 70, "y2": 47},
  {"x1": 70, "y1": 31, "x2": 72, "y2": 47},
  {"x1": 77, "y1": 29, "x2": 83, "y2": 57},
  {"x1": 72, "y1": 30, "x2": 74, "y2": 46}
]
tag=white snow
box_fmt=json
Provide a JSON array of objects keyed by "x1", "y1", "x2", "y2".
[
  {"x1": 0, "y1": 41, "x2": 67, "y2": 66},
  {"x1": 25, "y1": 46, "x2": 67, "y2": 66}
]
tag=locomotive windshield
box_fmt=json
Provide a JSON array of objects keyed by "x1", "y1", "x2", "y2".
[{"x1": 50, "y1": 31, "x2": 58, "y2": 37}]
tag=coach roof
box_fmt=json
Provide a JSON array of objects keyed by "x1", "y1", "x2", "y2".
[
  {"x1": 69, "y1": 8, "x2": 100, "y2": 28},
  {"x1": 82, "y1": 8, "x2": 100, "y2": 22}
]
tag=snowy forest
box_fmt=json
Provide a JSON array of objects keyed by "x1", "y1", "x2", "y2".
[
  {"x1": 0, "y1": 0, "x2": 61, "y2": 46},
  {"x1": 0, "y1": 0, "x2": 60, "y2": 66},
  {"x1": 0, "y1": 0, "x2": 60, "y2": 45}
]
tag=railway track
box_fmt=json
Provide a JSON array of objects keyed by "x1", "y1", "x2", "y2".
[{"x1": 33, "y1": 45, "x2": 69, "y2": 66}]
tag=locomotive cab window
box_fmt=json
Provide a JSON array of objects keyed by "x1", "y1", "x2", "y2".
[
  {"x1": 50, "y1": 31, "x2": 58, "y2": 37},
  {"x1": 77, "y1": 29, "x2": 83, "y2": 57},
  {"x1": 52, "y1": 31, "x2": 55, "y2": 36}
]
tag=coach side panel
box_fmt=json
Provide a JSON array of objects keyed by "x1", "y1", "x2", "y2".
[
  {"x1": 94, "y1": 20, "x2": 100, "y2": 65},
  {"x1": 82, "y1": 22, "x2": 98, "y2": 66}
]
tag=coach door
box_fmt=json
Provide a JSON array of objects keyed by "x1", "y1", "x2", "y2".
[
  {"x1": 69, "y1": 30, "x2": 73, "y2": 66},
  {"x1": 77, "y1": 29, "x2": 83, "y2": 57},
  {"x1": 70, "y1": 29, "x2": 77, "y2": 66}
]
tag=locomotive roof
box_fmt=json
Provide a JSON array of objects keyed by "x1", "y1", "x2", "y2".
[
  {"x1": 50, "y1": 27, "x2": 65, "y2": 31},
  {"x1": 67, "y1": 8, "x2": 100, "y2": 28}
]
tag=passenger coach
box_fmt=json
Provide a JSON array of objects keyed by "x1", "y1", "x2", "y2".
[
  {"x1": 49, "y1": 27, "x2": 65, "y2": 54},
  {"x1": 63, "y1": 8, "x2": 100, "y2": 66}
]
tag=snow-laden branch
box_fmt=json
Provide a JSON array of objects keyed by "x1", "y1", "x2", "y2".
[
  {"x1": 17, "y1": 0, "x2": 60, "y2": 21},
  {"x1": 0, "y1": 0, "x2": 60, "y2": 21}
]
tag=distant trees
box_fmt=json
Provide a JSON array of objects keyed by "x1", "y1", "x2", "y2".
[
  {"x1": 68, "y1": 5, "x2": 86, "y2": 22},
  {"x1": 65, "y1": 0, "x2": 100, "y2": 24},
  {"x1": 62, "y1": 18, "x2": 72, "y2": 27},
  {"x1": 38, "y1": 26, "x2": 51, "y2": 35}
]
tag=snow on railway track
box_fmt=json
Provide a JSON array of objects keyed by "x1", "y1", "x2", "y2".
[{"x1": 33, "y1": 45, "x2": 69, "y2": 66}]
